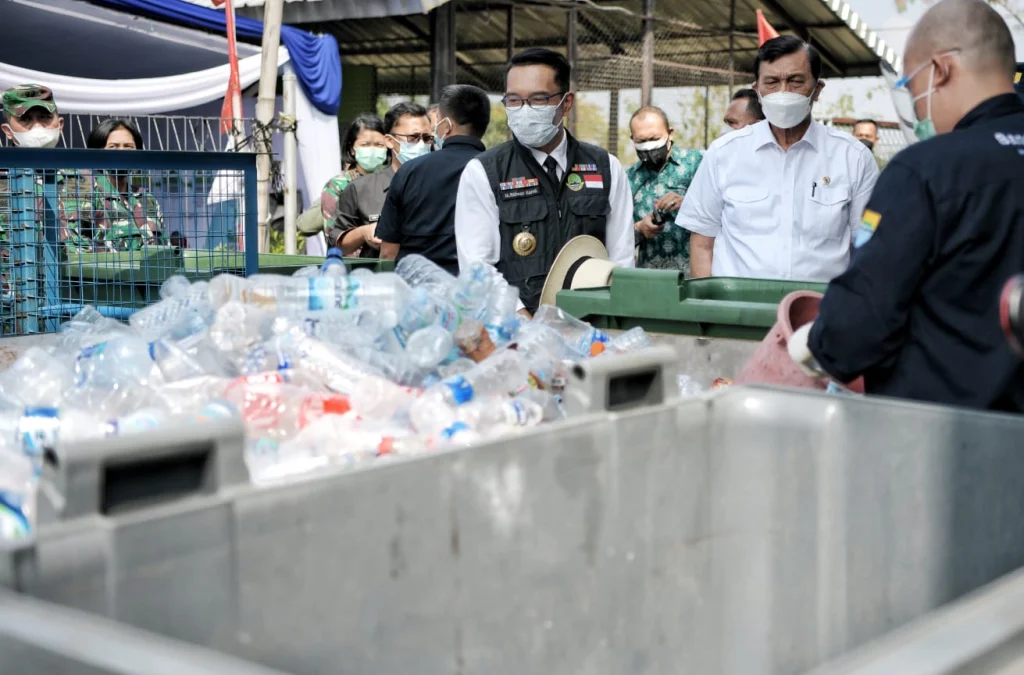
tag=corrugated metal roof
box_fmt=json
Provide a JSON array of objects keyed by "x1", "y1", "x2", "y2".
[
  {"x1": 181, "y1": 0, "x2": 451, "y2": 22},
  {"x1": 186, "y1": 0, "x2": 895, "y2": 94}
]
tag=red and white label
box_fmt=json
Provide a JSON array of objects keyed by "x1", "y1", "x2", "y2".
[{"x1": 583, "y1": 174, "x2": 604, "y2": 189}]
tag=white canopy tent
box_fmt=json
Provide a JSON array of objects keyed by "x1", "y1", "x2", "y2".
[{"x1": 0, "y1": 0, "x2": 341, "y2": 253}]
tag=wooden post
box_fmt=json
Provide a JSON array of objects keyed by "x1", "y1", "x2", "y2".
[
  {"x1": 567, "y1": 7, "x2": 578, "y2": 135},
  {"x1": 255, "y1": 0, "x2": 283, "y2": 254},
  {"x1": 642, "y1": 0, "x2": 655, "y2": 106},
  {"x1": 728, "y1": 0, "x2": 737, "y2": 94}
]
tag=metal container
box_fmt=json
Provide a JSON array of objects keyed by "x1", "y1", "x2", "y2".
[{"x1": 3, "y1": 357, "x2": 1024, "y2": 674}]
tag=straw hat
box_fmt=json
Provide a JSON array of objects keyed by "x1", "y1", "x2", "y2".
[{"x1": 539, "y1": 235, "x2": 618, "y2": 307}]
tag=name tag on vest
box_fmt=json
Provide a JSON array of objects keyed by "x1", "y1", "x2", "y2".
[{"x1": 500, "y1": 177, "x2": 540, "y2": 200}]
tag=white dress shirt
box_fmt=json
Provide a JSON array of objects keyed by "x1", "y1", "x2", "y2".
[
  {"x1": 675, "y1": 119, "x2": 879, "y2": 281},
  {"x1": 455, "y1": 131, "x2": 635, "y2": 308}
]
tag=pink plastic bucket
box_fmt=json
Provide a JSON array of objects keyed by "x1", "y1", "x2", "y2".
[{"x1": 735, "y1": 291, "x2": 865, "y2": 393}]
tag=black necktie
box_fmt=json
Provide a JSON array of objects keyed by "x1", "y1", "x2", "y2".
[{"x1": 544, "y1": 156, "x2": 560, "y2": 187}]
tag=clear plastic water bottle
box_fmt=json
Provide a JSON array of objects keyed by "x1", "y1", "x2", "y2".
[
  {"x1": 320, "y1": 247, "x2": 348, "y2": 277},
  {"x1": 409, "y1": 350, "x2": 532, "y2": 433},
  {"x1": 350, "y1": 374, "x2": 421, "y2": 419},
  {"x1": 208, "y1": 272, "x2": 411, "y2": 316},
  {"x1": 608, "y1": 327, "x2": 653, "y2": 354},
  {"x1": 74, "y1": 336, "x2": 155, "y2": 387},
  {"x1": 510, "y1": 322, "x2": 570, "y2": 388},
  {"x1": 455, "y1": 395, "x2": 544, "y2": 432},
  {"x1": 532, "y1": 304, "x2": 610, "y2": 357},
  {"x1": 130, "y1": 280, "x2": 211, "y2": 340},
  {"x1": 452, "y1": 260, "x2": 494, "y2": 322},
  {"x1": 395, "y1": 254, "x2": 457, "y2": 296},
  {"x1": 0, "y1": 446, "x2": 35, "y2": 540},
  {"x1": 393, "y1": 287, "x2": 458, "y2": 347},
  {"x1": 482, "y1": 283, "x2": 521, "y2": 346},
  {"x1": 0, "y1": 347, "x2": 73, "y2": 408},
  {"x1": 160, "y1": 275, "x2": 192, "y2": 300},
  {"x1": 406, "y1": 325, "x2": 454, "y2": 369}
]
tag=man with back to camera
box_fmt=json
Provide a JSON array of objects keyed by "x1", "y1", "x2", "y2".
[
  {"x1": 676, "y1": 36, "x2": 880, "y2": 281},
  {"x1": 376, "y1": 85, "x2": 491, "y2": 275},
  {"x1": 327, "y1": 102, "x2": 432, "y2": 258},
  {"x1": 724, "y1": 88, "x2": 765, "y2": 130},
  {"x1": 455, "y1": 47, "x2": 634, "y2": 315},
  {"x1": 788, "y1": 0, "x2": 1024, "y2": 411},
  {"x1": 853, "y1": 118, "x2": 880, "y2": 153}
]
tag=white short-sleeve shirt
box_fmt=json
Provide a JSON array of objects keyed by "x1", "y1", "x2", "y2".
[{"x1": 675, "y1": 119, "x2": 879, "y2": 282}]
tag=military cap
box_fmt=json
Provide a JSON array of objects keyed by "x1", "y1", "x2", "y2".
[{"x1": 2, "y1": 84, "x2": 57, "y2": 119}]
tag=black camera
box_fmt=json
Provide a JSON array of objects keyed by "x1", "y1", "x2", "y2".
[{"x1": 651, "y1": 209, "x2": 671, "y2": 226}]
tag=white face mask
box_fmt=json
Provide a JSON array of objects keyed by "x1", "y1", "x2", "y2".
[
  {"x1": 12, "y1": 126, "x2": 60, "y2": 148},
  {"x1": 506, "y1": 95, "x2": 566, "y2": 148},
  {"x1": 759, "y1": 87, "x2": 814, "y2": 130}
]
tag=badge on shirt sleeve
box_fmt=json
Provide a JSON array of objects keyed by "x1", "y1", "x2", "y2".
[{"x1": 854, "y1": 209, "x2": 881, "y2": 248}]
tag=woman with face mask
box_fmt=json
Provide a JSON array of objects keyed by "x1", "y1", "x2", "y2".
[
  {"x1": 327, "y1": 102, "x2": 432, "y2": 257},
  {"x1": 85, "y1": 118, "x2": 165, "y2": 252},
  {"x1": 320, "y1": 114, "x2": 388, "y2": 233}
]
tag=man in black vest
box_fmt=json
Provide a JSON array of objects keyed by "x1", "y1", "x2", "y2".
[{"x1": 454, "y1": 48, "x2": 635, "y2": 315}]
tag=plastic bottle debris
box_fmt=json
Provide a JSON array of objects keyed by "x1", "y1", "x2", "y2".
[{"x1": 0, "y1": 254, "x2": 660, "y2": 540}]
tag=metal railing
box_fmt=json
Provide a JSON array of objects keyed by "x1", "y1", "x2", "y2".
[
  {"x1": 0, "y1": 149, "x2": 257, "y2": 336},
  {"x1": 1, "y1": 115, "x2": 256, "y2": 153}
]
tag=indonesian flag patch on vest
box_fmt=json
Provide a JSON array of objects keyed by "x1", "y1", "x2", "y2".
[{"x1": 583, "y1": 174, "x2": 604, "y2": 189}]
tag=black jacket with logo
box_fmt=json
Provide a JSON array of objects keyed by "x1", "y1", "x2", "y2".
[{"x1": 809, "y1": 94, "x2": 1024, "y2": 411}]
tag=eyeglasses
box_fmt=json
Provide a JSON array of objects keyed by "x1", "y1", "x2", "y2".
[
  {"x1": 501, "y1": 92, "x2": 567, "y2": 110},
  {"x1": 390, "y1": 132, "x2": 434, "y2": 144}
]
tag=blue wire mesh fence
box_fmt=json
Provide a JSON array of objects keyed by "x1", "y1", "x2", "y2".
[{"x1": 0, "y1": 149, "x2": 258, "y2": 336}]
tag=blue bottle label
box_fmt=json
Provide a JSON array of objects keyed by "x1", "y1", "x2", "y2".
[
  {"x1": 18, "y1": 407, "x2": 60, "y2": 458},
  {"x1": 0, "y1": 493, "x2": 32, "y2": 539},
  {"x1": 443, "y1": 375, "x2": 475, "y2": 405},
  {"x1": 441, "y1": 421, "x2": 471, "y2": 439},
  {"x1": 77, "y1": 341, "x2": 107, "y2": 360},
  {"x1": 308, "y1": 277, "x2": 331, "y2": 311}
]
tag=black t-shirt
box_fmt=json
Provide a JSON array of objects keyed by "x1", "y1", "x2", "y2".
[
  {"x1": 375, "y1": 136, "x2": 486, "y2": 275},
  {"x1": 809, "y1": 94, "x2": 1024, "y2": 411},
  {"x1": 327, "y1": 166, "x2": 394, "y2": 259}
]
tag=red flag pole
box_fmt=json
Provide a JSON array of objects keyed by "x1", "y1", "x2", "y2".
[{"x1": 219, "y1": 0, "x2": 244, "y2": 140}]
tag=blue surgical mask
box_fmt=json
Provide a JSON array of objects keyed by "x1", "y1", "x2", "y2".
[
  {"x1": 398, "y1": 140, "x2": 430, "y2": 163},
  {"x1": 433, "y1": 117, "x2": 451, "y2": 150},
  {"x1": 506, "y1": 95, "x2": 566, "y2": 148}
]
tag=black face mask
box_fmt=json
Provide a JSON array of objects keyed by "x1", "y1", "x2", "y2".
[
  {"x1": 637, "y1": 144, "x2": 670, "y2": 170},
  {"x1": 859, "y1": 138, "x2": 875, "y2": 151}
]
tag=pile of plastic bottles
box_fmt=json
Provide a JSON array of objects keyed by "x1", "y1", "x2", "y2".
[{"x1": 0, "y1": 251, "x2": 655, "y2": 540}]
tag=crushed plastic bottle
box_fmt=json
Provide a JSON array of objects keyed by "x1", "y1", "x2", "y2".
[
  {"x1": 608, "y1": 327, "x2": 653, "y2": 354},
  {"x1": 533, "y1": 305, "x2": 610, "y2": 357}
]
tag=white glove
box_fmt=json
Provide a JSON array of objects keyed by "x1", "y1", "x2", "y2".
[{"x1": 788, "y1": 322, "x2": 824, "y2": 378}]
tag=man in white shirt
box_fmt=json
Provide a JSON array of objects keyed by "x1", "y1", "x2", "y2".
[
  {"x1": 676, "y1": 36, "x2": 879, "y2": 281},
  {"x1": 454, "y1": 48, "x2": 634, "y2": 314}
]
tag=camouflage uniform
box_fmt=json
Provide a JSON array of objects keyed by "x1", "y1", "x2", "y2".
[
  {"x1": 320, "y1": 169, "x2": 358, "y2": 231},
  {"x1": 88, "y1": 172, "x2": 164, "y2": 251}
]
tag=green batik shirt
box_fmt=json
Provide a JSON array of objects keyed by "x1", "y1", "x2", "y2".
[
  {"x1": 90, "y1": 172, "x2": 165, "y2": 251},
  {"x1": 626, "y1": 144, "x2": 704, "y2": 276}
]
